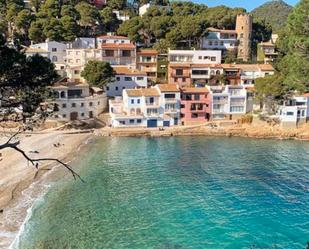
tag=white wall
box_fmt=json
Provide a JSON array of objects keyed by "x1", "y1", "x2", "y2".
[{"x1": 106, "y1": 75, "x2": 147, "y2": 97}]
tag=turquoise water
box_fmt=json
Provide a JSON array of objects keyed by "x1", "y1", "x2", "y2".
[{"x1": 17, "y1": 137, "x2": 309, "y2": 249}]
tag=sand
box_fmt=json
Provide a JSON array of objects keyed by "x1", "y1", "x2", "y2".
[{"x1": 0, "y1": 130, "x2": 91, "y2": 249}]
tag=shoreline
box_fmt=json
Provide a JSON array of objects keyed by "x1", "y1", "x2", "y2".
[
  {"x1": 95, "y1": 123, "x2": 309, "y2": 141},
  {"x1": 0, "y1": 130, "x2": 93, "y2": 249}
]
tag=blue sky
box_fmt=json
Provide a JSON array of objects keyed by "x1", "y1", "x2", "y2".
[{"x1": 191, "y1": 0, "x2": 299, "y2": 11}]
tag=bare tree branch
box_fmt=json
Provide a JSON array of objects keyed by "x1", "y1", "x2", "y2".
[{"x1": 0, "y1": 134, "x2": 84, "y2": 182}]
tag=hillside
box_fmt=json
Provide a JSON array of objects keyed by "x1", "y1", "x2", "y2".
[{"x1": 251, "y1": 0, "x2": 293, "y2": 32}]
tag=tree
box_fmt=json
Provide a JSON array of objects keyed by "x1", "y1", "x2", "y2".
[
  {"x1": 0, "y1": 35, "x2": 82, "y2": 180},
  {"x1": 75, "y1": 2, "x2": 100, "y2": 36},
  {"x1": 100, "y1": 7, "x2": 121, "y2": 33},
  {"x1": 276, "y1": 0, "x2": 309, "y2": 93},
  {"x1": 107, "y1": 0, "x2": 126, "y2": 10},
  {"x1": 81, "y1": 61, "x2": 115, "y2": 88}
]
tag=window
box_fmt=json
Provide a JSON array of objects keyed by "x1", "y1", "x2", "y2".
[
  {"x1": 52, "y1": 48, "x2": 57, "y2": 52},
  {"x1": 131, "y1": 99, "x2": 134, "y2": 104},
  {"x1": 129, "y1": 119, "x2": 135, "y2": 124},
  {"x1": 122, "y1": 87, "x2": 125, "y2": 89},
  {"x1": 211, "y1": 57, "x2": 216, "y2": 61},
  {"x1": 62, "y1": 114, "x2": 66, "y2": 118},
  {"x1": 214, "y1": 41, "x2": 218, "y2": 46},
  {"x1": 165, "y1": 94, "x2": 176, "y2": 99},
  {"x1": 81, "y1": 103, "x2": 84, "y2": 107},
  {"x1": 182, "y1": 78, "x2": 186, "y2": 82},
  {"x1": 220, "y1": 41, "x2": 224, "y2": 46},
  {"x1": 81, "y1": 113, "x2": 84, "y2": 117},
  {"x1": 192, "y1": 70, "x2": 208, "y2": 75},
  {"x1": 74, "y1": 70, "x2": 80, "y2": 75},
  {"x1": 137, "y1": 77, "x2": 144, "y2": 81},
  {"x1": 137, "y1": 99, "x2": 140, "y2": 104},
  {"x1": 204, "y1": 56, "x2": 210, "y2": 60},
  {"x1": 105, "y1": 50, "x2": 114, "y2": 56},
  {"x1": 115, "y1": 86, "x2": 118, "y2": 91},
  {"x1": 71, "y1": 103, "x2": 76, "y2": 108},
  {"x1": 240, "y1": 33, "x2": 243, "y2": 38},
  {"x1": 209, "y1": 41, "x2": 213, "y2": 46},
  {"x1": 98, "y1": 101, "x2": 100, "y2": 105},
  {"x1": 62, "y1": 103, "x2": 66, "y2": 108},
  {"x1": 52, "y1": 56, "x2": 57, "y2": 62},
  {"x1": 175, "y1": 69, "x2": 183, "y2": 76},
  {"x1": 106, "y1": 86, "x2": 109, "y2": 91},
  {"x1": 137, "y1": 119, "x2": 142, "y2": 123},
  {"x1": 116, "y1": 77, "x2": 120, "y2": 81},
  {"x1": 191, "y1": 113, "x2": 198, "y2": 118},
  {"x1": 122, "y1": 50, "x2": 131, "y2": 57},
  {"x1": 119, "y1": 121, "x2": 125, "y2": 125},
  {"x1": 68, "y1": 89, "x2": 82, "y2": 98},
  {"x1": 89, "y1": 102, "x2": 93, "y2": 107},
  {"x1": 198, "y1": 56, "x2": 202, "y2": 59},
  {"x1": 125, "y1": 77, "x2": 132, "y2": 81},
  {"x1": 302, "y1": 110, "x2": 305, "y2": 116},
  {"x1": 194, "y1": 94, "x2": 200, "y2": 101},
  {"x1": 60, "y1": 66, "x2": 64, "y2": 69},
  {"x1": 287, "y1": 112, "x2": 294, "y2": 116}
]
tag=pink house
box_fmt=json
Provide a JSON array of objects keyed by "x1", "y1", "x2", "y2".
[{"x1": 180, "y1": 87, "x2": 212, "y2": 125}]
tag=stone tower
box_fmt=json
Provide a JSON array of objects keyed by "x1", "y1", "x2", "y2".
[{"x1": 235, "y1": 13, "x2": 253, "y2": 62}]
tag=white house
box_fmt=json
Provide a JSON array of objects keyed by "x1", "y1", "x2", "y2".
[
  {"x1": 49, "y1": 78, "x2": 107, "y2": 121},
  {"x1": 277, "y1": 95, "x2": 309, "y2": 128},
  {"x1": 139, "y1": 3, "x2": 151, "y2": 16},
  {"x1": 209, "y1": 85, "x2": 252, "y2": 120},
  {"x1": 168, "y1": 50, "x2": 222, "y2": 64},
  {"x1": 201, "y1": 28, "x2": 238, "y2": 51},
  {"x1": 26, "y1": 41, "x2": 67, "y2": 65},
  {"x1": 25, "y1": 41, "x2": 67, "y2": 76},
  {"x1": 67, "y1": 37, "x2": 96, "y2": 49},
  {"x1": 109, "y1": 84, "x2": 180, "y2": 127},
  {"x1": 105, "y1": 66, "x2": 147, "y2": 97},
  {"x1": 113, "y1": 10, "x2": 130, "y2": 21},
  {"x1": 239, "y1": 64, "x2": 275, "y2": 85}
]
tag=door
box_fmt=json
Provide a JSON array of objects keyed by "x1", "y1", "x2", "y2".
[
  {"x1": 147, "y1": 119, "x2": 157, "y2": 128},
  {"x1": 163, "y1": 121, "x2": 170, "y2": 127},
  {"x1": 70, "y1": 112, "x2": 78, "y2": 121},
  {"x1": 89, "y1": 111, "x2": 93, "y2": 118}
]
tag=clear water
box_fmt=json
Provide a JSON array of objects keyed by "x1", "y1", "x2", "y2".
[{"x1": 17, "y1": 137, "x2": 309, "y2": 249}]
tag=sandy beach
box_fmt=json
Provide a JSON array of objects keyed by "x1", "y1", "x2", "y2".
[{"x1": 0, "y1": 130, "x2": 92, "y2": 249}]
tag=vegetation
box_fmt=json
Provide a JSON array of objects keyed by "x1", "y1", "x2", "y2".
[
  {"x1": 81, "y1": 60, "x2": 115, "y2": 88},
  {"x1": 117, "y1": 3, "x2": 246, "y2": 48},
  {"x1": 255, "y1": 0, "x2": 309, "y2": 107},
  {"x1": 251, "y1": 0, "x2": 293, "y2": 33},
  {"x1": 0, "y1": 35, "x2": 58, "y2": 122}
]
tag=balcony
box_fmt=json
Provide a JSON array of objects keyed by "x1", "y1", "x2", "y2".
[
  {"x1": 171, "y1": 73, "x2": 190, "y2": 78},
  {"x1": 164, "y1": 98, "x2": 178, "y2": 103}
]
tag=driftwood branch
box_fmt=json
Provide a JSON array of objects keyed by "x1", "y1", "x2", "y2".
[{"x1": 0, "y1": 131, "x2": 84, "y2": 182}]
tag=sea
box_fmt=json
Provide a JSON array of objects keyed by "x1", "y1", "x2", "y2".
[{"x1": 12, "y1": 136, "x2": 309, "y2": 249}]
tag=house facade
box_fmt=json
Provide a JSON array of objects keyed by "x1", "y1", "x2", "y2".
[
  {"x1": 168, "y1": 50, "x2": 222, "y2": 64},
  {"x1": 50, "y1": 78, "x2": 107, "y2": 121},
  {"x1": 277, "y1": 95, "x2": 309, "y2": 128},
  {"x1": 25, "y1": 41, "x2": 67, "y2": 72},
  {"x1": 180, "y1": 87, "x2": 211, "y2": 125},
  {"x1": 136, "y1": 49, "x2": 158, "y2": 84},
  {"x1": 105, "y1": 66, "x2": 147, "y2": 97},
  {"x1": 209, "y1": 85, "x2": 251, "y2": 120},
  {"x1": 201, "y1": 28, "x2": 238, "y2": 55},
  {"x1": 97, "y1": 35, "x2": 136, "y2": 66},
  {"x1": 109, "y1": 84, "x2": 180, "y2": 128}
]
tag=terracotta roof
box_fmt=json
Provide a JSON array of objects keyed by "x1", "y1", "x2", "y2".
[
  {"x1": 181, "y1": 87, "x2": 209, "y2": 93},
  {"x1": 156, "y1": 84, "x2": 180, "y2": 92},
  {"x1": 303, "y1": 93, "x2": 309, "y2": 97},
  {"x1": 97, "y1": 35, "x2": 130, "y2": 39},
  {"x1": 126, "y1": 88, "x2": 160, "y2": 97},
  {"x1": 101, "y1": 43, "x2": 135, "y2": 49},
  {"x1": 25, "y1": 47, "x2": 48, "y2": 53},
  {"x1": 137, "y1": 49, "x2": 158, "y2": 55},
  {"x1": 258, "y1": 64, "x2": 275, "y2": 71},
  {"x1": 113, "y1": 66, "x2": 146, "y2": 76},
  {"x1": 191, "y1": 64, "x2": 223, "y2": 68},
  {"x1": 52, "y1": 78, "x2": 88, "y2": 88},
  {"x1": 207, "y1": 27, "x2": 237, "y2": 34}
]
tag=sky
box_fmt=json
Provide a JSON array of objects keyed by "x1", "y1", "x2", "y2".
[{"x1": 191, "y1": 0, "x2": 299, "y2": 11}]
